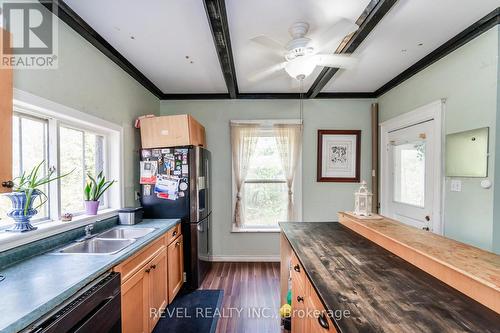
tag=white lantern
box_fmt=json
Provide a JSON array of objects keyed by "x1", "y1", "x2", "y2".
[{"x1": 354, "y1": 181, "x2": 373, "y2": 216}]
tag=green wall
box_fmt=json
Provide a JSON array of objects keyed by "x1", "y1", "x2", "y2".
[
  {"x1": 13, "y1": 12, "x2": 160, "y2": 206},
  {"x1": 378, "y1": 26, "x2": 499, "y2": 252},
  {"x1": 160, "y1": 99, "x2": 373, "y2": 258}
]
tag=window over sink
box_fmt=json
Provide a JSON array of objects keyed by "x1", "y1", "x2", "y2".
[{"x1": 0, "y1": 91, "x2": 122, "y2": 229}]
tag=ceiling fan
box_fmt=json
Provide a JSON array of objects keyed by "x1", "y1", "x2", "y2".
[{"x1": 249, "y1": 19, "x2": 359, "y2": 82}]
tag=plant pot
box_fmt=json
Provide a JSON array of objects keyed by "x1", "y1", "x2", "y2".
[
  {"x1": 84, "y1": 200, "x2": 100, "y2": 215},
  {"x1": 4, "y1": 190, "x2": 41, "y2": 232}
]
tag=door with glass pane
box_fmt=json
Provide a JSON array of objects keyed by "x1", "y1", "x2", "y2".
[{"x1": 387, "y1": 121, "x2": 434, "y2": 230}]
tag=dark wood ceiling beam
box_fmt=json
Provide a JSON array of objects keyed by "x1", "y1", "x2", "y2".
[
  {"x1": 39, "y1": 0, "x2": 164, "y2": 98},
  {"x1": 306, "y1": 0, "x2": 398, "y2": 98},
  {"x1": 203, "y1": 0, "x2": 238, "y2": 99},
  {"x1": 375, "y1": 7, "x2": 500, "y2": 97}
]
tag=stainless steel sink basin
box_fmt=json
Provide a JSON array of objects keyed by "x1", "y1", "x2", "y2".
[
  {"x1": 57, "y1": 238, "x2": 136, "y2": 255},
  {"x1": 97, "y1": 227, "x2": 156, "y2": 239}
]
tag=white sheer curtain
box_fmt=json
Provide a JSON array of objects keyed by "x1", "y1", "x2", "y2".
[
  {"x1": 230, "y1": 124, "x2": 258, "y2": 227},
  {"x1": 274, "y1": 124, "x2": 302, "y2": 221}
]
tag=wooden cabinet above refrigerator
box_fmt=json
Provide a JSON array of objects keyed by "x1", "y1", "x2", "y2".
[{"x1": 140, "y1": 114, "x2": 206, "y2": 148}]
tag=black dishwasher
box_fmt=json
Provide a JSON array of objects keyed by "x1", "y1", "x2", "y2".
[{"x1": 23, "y1": 272, "x2": 121, "y2": 333}]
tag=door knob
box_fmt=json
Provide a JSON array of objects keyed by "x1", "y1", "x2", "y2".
[
  {"x1": 422, "y1": 226, "x2": 430, "y2": 231},
  {"x1": 425, "y1": 215, "x2": 430, "y2": 221}
]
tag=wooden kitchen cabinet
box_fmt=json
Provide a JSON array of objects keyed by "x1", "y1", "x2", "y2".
[
  {"x1": 287, "y1": 242, "x2": 337, "y2": 333},
  {"x1": 0, "y1": 29, "x2": 12, "y2": 194},
  {"x1": 121, "y1": 267, "x2": 149, "y2": 333},
  {"x1": 167, "y1": 234, "x2": 184, "y2": 301},
  {"x1": 148, "y1": 250, "x2": 168, "y2": 330},
  {"x1": 115, "y1": 225, "x2": 184, "y2": 333},
  {"x1": 140, "y1": 114, "x2": 206, "y2": 148}
]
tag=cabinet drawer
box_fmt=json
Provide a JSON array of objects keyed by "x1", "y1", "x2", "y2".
[
  {"x1": 291, "y1": 253, "x2": 306, "y2": 289},
  {"x1": 114, "y1": 237, "x2": 165, "y2": 282},
  {"x1": 165, "y1": 224, "x2": 181, "y2": 245}
]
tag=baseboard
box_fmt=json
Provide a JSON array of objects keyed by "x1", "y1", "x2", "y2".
[{"x1": 209, "y1": 255, "x2": 280, "y2": 262}]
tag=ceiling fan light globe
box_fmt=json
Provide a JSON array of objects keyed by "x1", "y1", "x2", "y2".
[{"x1": 285, "y1": 58, "x2": 316, "y2": 80}]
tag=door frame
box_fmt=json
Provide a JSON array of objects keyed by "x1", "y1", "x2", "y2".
[{"x1": 380, "y1": 99, "x2": 445, "y2": 235}]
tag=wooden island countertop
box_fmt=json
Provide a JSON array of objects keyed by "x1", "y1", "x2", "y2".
[
  {"x1": 339, "y1": 212, "x2": 500, "y2": 313},
  {"x1": 280, "y1": 222, "x2": 500, "y2": 333}
]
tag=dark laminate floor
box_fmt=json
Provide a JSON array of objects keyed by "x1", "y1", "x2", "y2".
[{"x1": 200, "y1": 262, "x2": 283, "y2": 333}]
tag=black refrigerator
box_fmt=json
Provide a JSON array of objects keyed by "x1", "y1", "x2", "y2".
[{"x1": 139, "y1": 146, "x2": 211, "y2": 289}]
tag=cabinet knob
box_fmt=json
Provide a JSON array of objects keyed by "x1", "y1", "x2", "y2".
[
  {"x1": 145, "y1": 268, "x2": 151, "y2": 273},
  {"x1": 1, "y1": 181, "x2": 14, "y2": 188},
  {"x1": 175, "y1": 241, "x2": 180, "y2": 247},
  {"x1": 293, "y1": 264, "x2": 300, "y2": 272},
  {"x1": 172, "y1": 231, "x2": 177, "y2": 236},
  {"x1": 151, "y1": 264, "x2": 157, "y2": 270},
  {"x1": 296, "y1": 296, "x2": 304, "y2": 303},
  {"x1": 318, "y1": 313, "x2": 329, "y2": 329}
]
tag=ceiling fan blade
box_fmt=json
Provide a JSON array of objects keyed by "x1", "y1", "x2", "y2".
[
  {"x1": 311, "y1": 18, "x2": 359, "y2": 53},
  {"x1": 250, "y1": 35, "x2": 284, "y2": 55},
  {"x1": 248, "y1": 62, "x2": 287, "y2": 82},
  {"x1": 313, "y1": 54, "x2": 358, "y2": 69}
]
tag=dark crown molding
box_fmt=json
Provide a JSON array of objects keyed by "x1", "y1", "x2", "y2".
[
  {"x1": 40, "y1": 1, "x2": 499, "y2": 101},
  {"x1": 40, "y1": 0, "x2": 164, "y2": 99},
  {"x1": 374, "y1": 7, "x2": 500, "y2": 97}
]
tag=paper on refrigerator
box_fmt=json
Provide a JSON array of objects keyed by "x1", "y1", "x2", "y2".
[{"x1": 154, "y1": 175, "x2": 180, "y2": 200}]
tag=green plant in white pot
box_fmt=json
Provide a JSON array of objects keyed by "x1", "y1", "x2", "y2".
[
  {"x1": 4, "y1": 161, "x2": 72, "y2": 232},
  {"x1": 84, "y1": 171, "x2": 115, "y2": 215}
]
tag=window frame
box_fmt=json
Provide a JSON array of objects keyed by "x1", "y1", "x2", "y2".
[
  {"x1": 0, "y1": 89, "x2": 124, "y2": 251},
  {"x1": 11, "y1": 112, "x2": 50, "y2": 222},
  {"x1": 231, "y1": 119, "x2": 302, "y2": 233}
]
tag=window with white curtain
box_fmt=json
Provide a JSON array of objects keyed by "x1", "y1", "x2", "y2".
[{"x1": 231, "y1": 120, "x2": 302, "y2": 231}]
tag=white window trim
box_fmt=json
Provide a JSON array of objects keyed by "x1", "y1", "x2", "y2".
[
  {"x1": 231, "y1": 119, "x2": 303, "y2": 233},
  {"x1": 0, "y1": 89, "x2": 124, "y2": 251},
  {"x1": 379, "y1": 99, "x2": 445, "y2": 235}
]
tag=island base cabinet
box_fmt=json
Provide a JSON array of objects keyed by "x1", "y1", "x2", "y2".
[{"x1": 167, "y1": 234, "x2": 184, "y2": 301}]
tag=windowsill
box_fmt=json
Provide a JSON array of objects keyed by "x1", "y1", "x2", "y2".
[
  {"x1": 231, "y1": 224, "x2": 281, "y2": 233},
  {"x1": 0, "y1": 208, "x2": 119, "y2": 252}
]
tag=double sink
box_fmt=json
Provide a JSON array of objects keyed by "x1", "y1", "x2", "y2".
[{"x1": 55, "y1": 227, "x2": 157, "y2": 255}]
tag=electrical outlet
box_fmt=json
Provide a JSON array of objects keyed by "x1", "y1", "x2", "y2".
[{"x1": 450, "y1": 179, "x2": 462, "y2": 192}]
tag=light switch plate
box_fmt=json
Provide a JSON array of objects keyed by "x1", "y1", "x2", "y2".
[{"x1": 450, "y1": 179, "x2": 462, "y2": 192}]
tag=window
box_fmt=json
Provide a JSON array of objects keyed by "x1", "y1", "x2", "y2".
[
  {"x1": 393, "y1": 141, "x2": 426, "y2": 207},
  {"x1": 0, "y1": 94, "x2": 121, "y2": 229},
  {"x1": 231, "y1": 121, "x2": 302, "y2": 231},
  {"x1": 59, "y1": 126, "x2": 105, "y2": 214},
  {"x1": 0, "y1": 113, "x2": 49, "y2": 224},
  {"x1": 244, "y1": 135, "x2": 288, "y2": 227}
]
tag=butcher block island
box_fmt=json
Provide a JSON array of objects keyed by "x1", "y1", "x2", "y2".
[{"x1": 279, "y1": 218, "x2": 500, "y2": 333}]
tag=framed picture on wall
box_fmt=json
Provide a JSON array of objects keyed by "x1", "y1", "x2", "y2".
[{"x1": 317, "y1": 130, "x2": 361, "y2": 182}]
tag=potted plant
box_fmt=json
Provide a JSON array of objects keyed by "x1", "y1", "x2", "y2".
[
  {"x1": 4, "y1": 161, "x2": 72, "y2": 232},
  {"x1": 84, "y1": 171, "x2": 115, "y2": 215}
]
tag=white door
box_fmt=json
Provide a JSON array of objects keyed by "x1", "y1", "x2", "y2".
[{"x1": 386, "y1": 120, "x2": 435, "y2": 230}]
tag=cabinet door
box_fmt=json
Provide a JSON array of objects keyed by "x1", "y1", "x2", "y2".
[
  {"x1": 167, "y1": 235, "x2": 184, "y2": 302},
  {"x1": 121, "y1": 268, "x2": 149, "y2": 333},
  {"x1": 291, "y1": 275, "x2": 308, "y2": 333},
  {"x1": 0, "y1": 29, "x2": 12, "y2": 193},
  {"x1": 307, "y1": 285, "x2": 337, "y2": 333},
  {"x1": 149, "y1": 249, "x2": 168, "y2": 331}
]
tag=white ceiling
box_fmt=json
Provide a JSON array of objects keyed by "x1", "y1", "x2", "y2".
[
  {"x1": 63, "y1": 0, "x2": 499, "y2": 95},
  {"x1": 64, "y1": 0, "x2": 228, "y2": 93},
  {"x1": 225, "y1": 0, "x2": 371, "y2": 93},
  {"x1": 325, "y1": 0, "x2": 500, "y2": 92}
]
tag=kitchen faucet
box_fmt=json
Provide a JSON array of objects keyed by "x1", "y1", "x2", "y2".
[{"x1": 77, "y1": 224, "x2": 94, "y2": 241}]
